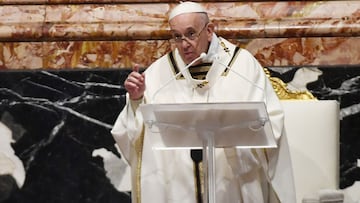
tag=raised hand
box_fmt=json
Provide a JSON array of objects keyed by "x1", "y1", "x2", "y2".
[{"x1": 124, "y1": 64, "x2": 145, "y2": 100}]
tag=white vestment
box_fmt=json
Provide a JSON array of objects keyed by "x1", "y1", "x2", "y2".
[{"x1": 111, "y1": 35, "x2": 296, "y2": 203}]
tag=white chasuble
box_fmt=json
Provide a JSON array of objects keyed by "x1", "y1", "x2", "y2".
[{"x1": 111, "y1": 35, "x2": 296, "y2": 203}]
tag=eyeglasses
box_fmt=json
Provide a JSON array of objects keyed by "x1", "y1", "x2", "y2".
[{"x1": 170, "y1": 23, "x2": 208, "y2": 43}]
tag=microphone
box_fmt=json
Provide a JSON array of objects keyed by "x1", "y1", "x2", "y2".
[{"x1": 151, "y1": 53, "x2": 207, "y2": 102}]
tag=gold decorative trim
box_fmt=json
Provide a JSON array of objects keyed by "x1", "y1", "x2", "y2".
[
  {"x1": 263, "y1": 68, "x2": 317, "y2": 100},
  {"x1": 134, "y1": 126, "x2": 145, "y2": 203},
  {"x1": 192, "y1": 161, "x2": 204, "y2": 203}
]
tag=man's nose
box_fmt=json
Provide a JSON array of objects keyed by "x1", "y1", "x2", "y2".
[{"x1": 180, "y1": 38, "x2": 191, "y2": 48}]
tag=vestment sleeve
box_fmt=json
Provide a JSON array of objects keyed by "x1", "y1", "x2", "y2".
[{"x1": 111, "y1": 93, "x2": 144, "y2": 165}]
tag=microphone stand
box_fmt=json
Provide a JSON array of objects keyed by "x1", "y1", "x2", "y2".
[{"x1": 191, "y1": 149, "x2": 203, "y2": 203}]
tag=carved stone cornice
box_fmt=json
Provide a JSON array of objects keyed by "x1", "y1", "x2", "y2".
[{"x1": 0, "y1": 1, "x2": 359, "y2": 42}]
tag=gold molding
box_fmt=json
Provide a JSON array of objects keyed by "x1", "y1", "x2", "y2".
[{"x1": 263, "y1": 68, "x2": 317, "y2": 100}]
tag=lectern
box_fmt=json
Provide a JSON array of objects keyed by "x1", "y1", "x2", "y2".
[{"x1": 140, "y1": 102, "x2": 277, "y2": 203}]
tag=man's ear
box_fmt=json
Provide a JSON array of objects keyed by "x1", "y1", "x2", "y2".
[{"x1": 206, "y1": 23, "x2": 215, "y2": 40}]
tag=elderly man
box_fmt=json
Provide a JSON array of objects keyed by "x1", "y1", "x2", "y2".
[{"x1": 111, "y1": 2, "x2": 296, "y2": 202}]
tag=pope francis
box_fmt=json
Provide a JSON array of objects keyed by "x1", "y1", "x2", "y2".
[{"x1": 111, "y1": 1, "x2": 296, "y2": 202}]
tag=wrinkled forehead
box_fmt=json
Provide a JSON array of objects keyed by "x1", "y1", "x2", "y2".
[{"x1": 170, "y1": 13, "x2": 198, "y2": 29}]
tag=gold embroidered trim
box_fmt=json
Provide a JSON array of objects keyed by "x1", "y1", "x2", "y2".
[
  {"x1": 134, "y1": 126, "x2": 145, "y2": 203},
  {"x1": 167, "y1": 52, "x2": 182, "y2": 80},
  {"x1": 193, "y1": 162, "x2": 200, "y2": 202},
  {"x1": 189, "y1": 65, "x2": 211, "y2": 80},
  {"x1": 220, "y1": 40, "x2": 230, "y2": 54},
  {"x1": 199, "y1": 161, "x2": 204, "y2": 198},
  {"x1": 193, "y1": 161, "x2": 204, "y2": 203},
  {"x1": 222, "y1": 47, "x2": 242, "y2": 77}
]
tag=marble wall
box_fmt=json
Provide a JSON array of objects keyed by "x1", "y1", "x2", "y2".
[
  {"x1": 1, "y1": 0, "x2": 360, "y2": 202},
  {"x1": 0, "y1": 1, "x2": 359, "y2": 69},
  {"x1": 1, "y1": 67, "x2": 360, "y2": 202},
  {"x1": 0, "y1": 69, "x2": 132, "y2": 202}
]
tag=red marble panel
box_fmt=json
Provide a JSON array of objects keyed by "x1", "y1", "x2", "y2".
[
  {"x1": 0, "y1": 42, "x2": 43, "y2": 69},
  {"x1": 0, "y1": 1, "x2": 359, "y2": 69},
  {"x1": 41, "y1": 40, "x2": 171, "y2": 69},
  {"x1": 0, "y1": 1, "x2": 359, "y2": 42},
  {"x1": 1, "y1": 37, "x2": 359, "y2": 69}
]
